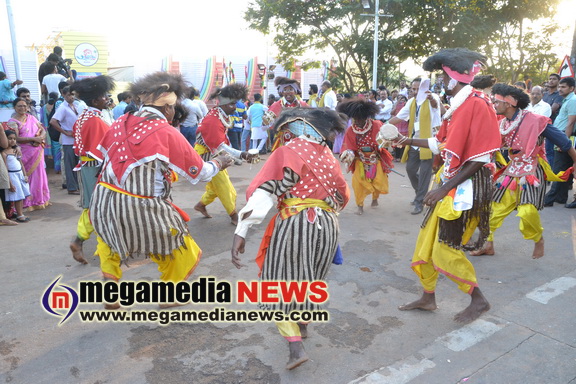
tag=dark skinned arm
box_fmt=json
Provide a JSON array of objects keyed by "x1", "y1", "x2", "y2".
[{"x1": 423, "y1": 161, "x2": 485, "y2": 206}]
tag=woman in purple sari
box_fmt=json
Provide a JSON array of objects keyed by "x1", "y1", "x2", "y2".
[{"x1": 8, "y1": 98, "x2": 50, "y2": 210}]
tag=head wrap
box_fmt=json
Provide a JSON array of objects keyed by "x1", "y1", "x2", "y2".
[
  {"x1": 274, "y1": 76, "x2": 301, "y2": 93},
  {"x1": 274, "y1": 108, "x2": 347, "y2": 141},
  {"x1": 442, "y1": 61, "x2": 483, "y2": 84},
  {"x1": 140, "y1": 91, "x2": 178, "y2": 107},
  {"x1": 493, "y1": 94, "x2": 518, "y2": 107},
  {"x1": 217, "y1": 95, "x2": 237, "y2": 105}
]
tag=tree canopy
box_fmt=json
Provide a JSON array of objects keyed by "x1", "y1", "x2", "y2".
[{"x1": 245, "y1": 0, "x2": 562, "y2": 92}]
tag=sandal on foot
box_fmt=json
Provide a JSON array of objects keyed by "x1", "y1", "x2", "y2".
[{"x1": 16, "y1": 216, "x2": 30, "y2": 223}]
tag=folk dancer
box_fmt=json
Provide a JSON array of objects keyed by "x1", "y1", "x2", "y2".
[
  {"x1": 337, "y1": 98, "x2": 394, "y2": 215},
  {"x1": 395, "y1": 48, "x2": 502, "y2": 323},
  {"x1": 232, "y1": 108, "x2": 349, "y2": 369},
  {"x1": 90, "y1": 73, "x2": 233, "y2": 305},
  {"x1": 193, "y1": 83, "x2": 256, "y2": 224},
  {"x1": 263, "y1": 77, "x2": 308, "y2": 149},
  {"x1": 69, "y1": 76, "x2": 115, "y2": 264},
  {"x1": 471, "y1": 83, "x2": 576, "y2": 258}
]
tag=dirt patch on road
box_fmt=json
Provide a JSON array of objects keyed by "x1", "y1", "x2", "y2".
[{"x1": 128, "y1": 323, "x2": 279, "y2": 384}]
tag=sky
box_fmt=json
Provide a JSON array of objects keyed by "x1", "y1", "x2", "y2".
[
  {"x1": 1, "y1": 0, "x2": 273, "y2": 66},
  {"x1": 1, "y1": 0, "x2": 575, "y2": 77}
]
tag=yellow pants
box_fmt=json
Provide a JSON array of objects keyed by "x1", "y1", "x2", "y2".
[
  {"x1": 77, "y1": 209, "x2": 94, "y2": 241},
  {"x1": 351, "y1": 160, "x2": 389, "y2": 207},
  {"x1": 97, "y1": 234, "x2": 202, "y2": 282},
  {"x1": 276, "y1": 321, "x2": 302, "y2": 342},
  {"x1": 200, "y1": 170, "x2": 237, "y2": 215},
  {"x1": 411, "y1": 203, "x2": 478, "y2": 294},
  {"x1": 487, "y1": 189, "x2": 543, "y2": 242}
]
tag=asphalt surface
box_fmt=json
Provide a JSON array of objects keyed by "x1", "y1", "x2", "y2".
[{"x1": 1, "y1": 157, "x2": 575, "y2": 384}]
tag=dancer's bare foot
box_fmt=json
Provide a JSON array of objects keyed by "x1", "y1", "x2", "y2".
[
  {"x1": 371, "y1": 199, "x2": 379, "y2": 207},
  {"x1": 356, "y1": 206, "x2": 363, "y2": 215},
  {"x1": 469, "y1": 241, "x2": 495, "y2": 256},
  {"x1": 532, "y1": 237, "x2": 544, "y2": 259},
  {"x1": 454, "y1": 287, "x2": 490, "y2": 323},
  {"x1": 298, "y1": 323, "x2": 308, "y2": 338},
  {"x1": 70, "y1": 238, "x2": 88, "y2": 264},
  {"x1": 194, "y1": 202, "x2": 212, "y2": 218},
  {"x1": 104, "y1": 302, "x2": 121, "y2": 310},
  {"x1": 286, "y1": 341, "x2": 309, "y2": 370},
  {"x1": 230, "y1": 212, "x2": 238, "y2": 226},
  {"x1": 398, "y1": 292, "x2": 437, "y2": 311}
]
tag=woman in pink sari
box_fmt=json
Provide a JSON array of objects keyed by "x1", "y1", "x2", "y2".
[{"x1": 8, "y1": 98, "x2": 50, "y2": 210}]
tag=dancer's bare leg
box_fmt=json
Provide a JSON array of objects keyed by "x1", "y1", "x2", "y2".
[
  {"x1": 298, "y1": 323, "x2": 308, "y2": 338},
  {"x1": 469, "y1": 241, "x2": 495, "y2": 256},
  {"x1": 286, "y1": 341, "x2": 309, "y2": 370},
  {"x1": 532, "y1": 237, "x2": 544, "y2": 259},
  {"x1": 398, "y1": 292, "x2": 437, "y2": 311},
  {"x1": 70, "y1": 237, "x2": 88, "y2": 264},
  {"x1": 194, "y1": 202, "x2": 212, "y2": 218},
  {"x1": 454, "y1": 287, "x2": 490, "y2": 323}
]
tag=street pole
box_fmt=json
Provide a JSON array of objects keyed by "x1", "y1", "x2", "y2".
[
  {"x1": 5, "y1": 0, "x2": 23, "y2": 84},
  {"x1": 372, "y1": 0, "x2": 379, "y2": 90}
]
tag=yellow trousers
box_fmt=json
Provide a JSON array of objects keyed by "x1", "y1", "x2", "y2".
[
  {"x1": 98, "y1": 234, "x2": 202, "y2": 282},
  {"x1": 276, "y1": 321, "x2": 301, "y2": 342},
  {"x1": 351, "y1": 160, "x2": 389, "y2": 207},
  {"x1": 411, "y1": 203, "x2": 478, "y2": 294},
  {"x1": 77, "y1": 209, "x2": 94, "y2": 241},
  {"x1": 487, "y1": 189, "x2": 543, "y2": 243},
  {"x1": 200, "y1": 170, "x2": 237, "y2": 215}
]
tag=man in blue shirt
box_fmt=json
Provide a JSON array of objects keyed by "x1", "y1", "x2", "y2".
[
  {"x1": 228, "y1": 100, "x2": 247, "y2": 163},
  {"x1": 112, "y1": 92, "x2": 132, "y2": 120},
  {"x1": 544, "y1": 77, "x2": 576, "y2": 208},
  {"x1": 246, "y1": 93, "x2": 268, "y2": 153}
]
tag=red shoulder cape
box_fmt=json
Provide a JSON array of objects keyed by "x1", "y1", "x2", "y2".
[
  {"x1": 73, "y1": 109, "x2": 109, "y2": 161},
  {"x1": 197, "y1": 108, "x2": 230, "y2": 151},
  {"x1": 98, "y1": 114, "x2": 204, "y2": 186},
  {"x1": 437, "y1": 92, "x2": 501, "y2": 178}
]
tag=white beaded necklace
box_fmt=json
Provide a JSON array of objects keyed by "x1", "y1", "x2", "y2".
[
  {"x1": 500, "y1": 109, "x2": 526, "y2": 135},
  {"x1": 352, "y1": 119, "x2": 372, "y2": 134},
  {"x1": 443, "y1": 85, "x2": 474, "y2": 121},
  {"x1": 217, "y1": 107, "x2": 233, "y2": 129}
]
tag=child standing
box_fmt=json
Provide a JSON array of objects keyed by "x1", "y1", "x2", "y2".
[{"x1": 1, "y1": 130, "x2": 31, "y2": 222}]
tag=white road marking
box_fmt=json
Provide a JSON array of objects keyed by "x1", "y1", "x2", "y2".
[
  {"x1": 350, "y1": 358, "x2": 435, "y2": 384},
  {"x1": 437, "y1": 319, "x2": 504, "y2": 352},
  {"x1": 525, "y1": 276, "x2": 576, "y2": 304}
]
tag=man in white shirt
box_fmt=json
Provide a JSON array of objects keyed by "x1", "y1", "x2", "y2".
[
  {"x1": 389, "y1": 78, "x2": 442, "y2": 214},
  {"x1": 49, "y1": 86, "x2": 80, "y2": 194},
  {"x1": 318, "y1": 80, "x2": 338, "y2": 110},
  {"x1": 526, "y1": 86, "x2": 551, "y2": 118},
  {"x1": 375, "y1": 89, "x2": 393, "y2": 121},
  {"x1": 41, "y1": 63, "x2": 72, "y2": 99},
  {"x1": 180, "y1": 88, "x2": 208, "y2": 146}
]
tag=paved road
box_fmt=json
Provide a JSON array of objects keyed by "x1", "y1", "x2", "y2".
[{"x1": 1, "y1": 159, "x2": 575, "y2": 384}]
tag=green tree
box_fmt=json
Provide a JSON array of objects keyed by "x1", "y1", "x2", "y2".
[{"x1": 245, "y1": 0, "x2": 562, "y2": 92}]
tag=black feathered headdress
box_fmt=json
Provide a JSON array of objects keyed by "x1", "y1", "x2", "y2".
[
  {"x1": 423, "y1": 48, "x2": 487, "y2": 84},
  {"x1": 336, "y1": 98, "x2": 380, "y2": 120},
  {"x1": 72, "y1": 75, "x2": 115, "y2": 105},
  {"x1": 210, "y1": 83, "x2": 248, "y2": 104}
]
